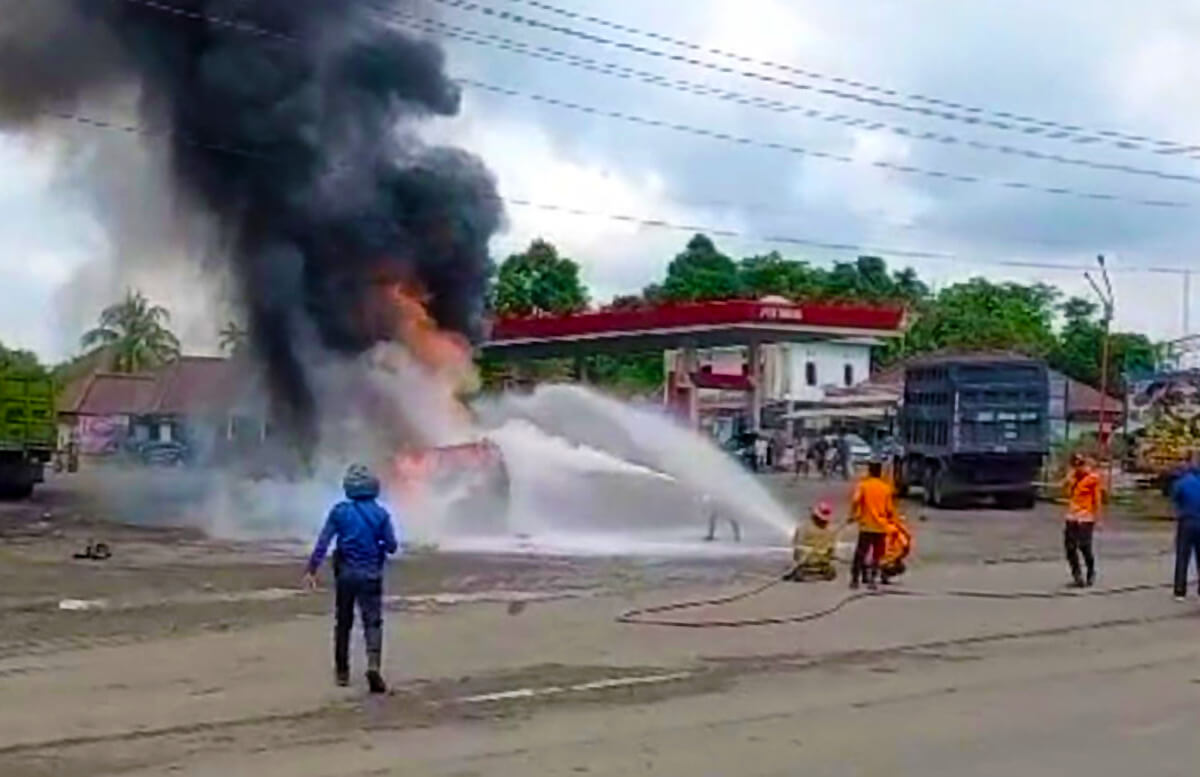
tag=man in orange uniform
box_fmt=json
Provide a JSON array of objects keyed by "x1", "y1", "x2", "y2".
[
  {"x1": 850, "y1": 460, "x2": 898, "y2": 590},
  {"x1": 1064, "y1": 453, "x2": 1103, "y2": 587}
]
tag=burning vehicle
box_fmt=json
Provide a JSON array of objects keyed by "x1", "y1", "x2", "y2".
[{"x1": 390, "y1": 439, "x2": 510, "y2": 536}]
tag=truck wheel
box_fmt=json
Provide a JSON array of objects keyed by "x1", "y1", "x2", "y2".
[
  {"x1": 998, "y1": 491, "x2": 1036, "y2": 510},
  {"x1": 929, "y1": 469, "x2": 953, "y2": 509},
  {"x1": 922, "y1": 470, "x2": 938, "y2": 508},
  {"x1": 893, "y1": 459, "x2": 910, "y2": 498}
]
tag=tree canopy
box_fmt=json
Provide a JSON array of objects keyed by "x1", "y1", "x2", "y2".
[
  {"x1": 218, "y1": 320, "x2": 249, "y2": 356},
  {"x1": 81, "y1": 289, "x2": 181, "y2": 373},
  {"x1": 494, "y1": 239, "x2": 589, "y2": 317},
  {"x1": 657, "y1": 234, "x2": 741, "y2": 302},
  {"x1": 480, "y1": 233, "x2": 1163, "y2": 395},
  {"x1": 894, "y1": 278, "x2": 1060, "y2": 358},
  {"x1": 1050, "y1": 296, "x2": 1156, "y2": 390},
  {"x1": 0, "y1": 342, "x2": 47, "y2": 378}
]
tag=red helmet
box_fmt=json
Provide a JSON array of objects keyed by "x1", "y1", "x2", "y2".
[{"x1": 813, "y1": 501, "x2": 834, "y2": 520}]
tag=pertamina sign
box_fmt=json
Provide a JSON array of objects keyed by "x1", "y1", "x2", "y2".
[{"x1": 756, "y1": 304, "x2": 804, "y2": 321}]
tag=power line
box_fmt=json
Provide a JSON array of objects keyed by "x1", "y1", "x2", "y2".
[
  {"x1": 426, "y1": 0, "x2": 1200, "y2": 162},
  {"x1": 500, "y1": 198, "x2": 1188, "y2": 276},
  {"x1": 460, "y1": 79, "x2": 1190, "y2": 209},
  {"x1": 120, "y1": 0, "x2": 1195, "y2": 208},
  {"x1": 386, "y1": 12, "x2": 1200, "y2": 187},
  {"x1": 100, "y1": 1, "x2": 1198, "y2": 272},
  {"x1": 34, "y1": 102, "x2": 1195, "y2": 279}
]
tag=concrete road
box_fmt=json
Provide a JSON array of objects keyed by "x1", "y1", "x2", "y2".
[
  {"x1": 205, "y1": 617, "x2": 1200, "y2": 777},
  {"x1": 3, "y1": 553, "x2": 1199, "y2": 776},
  {"x1": 1, "y1": 474, "x2": 1190, "y2": 776}
]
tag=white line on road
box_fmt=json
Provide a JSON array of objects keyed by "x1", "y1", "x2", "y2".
[{"x1": 456, "y1": 671, "x2": 695, "y2": 705}]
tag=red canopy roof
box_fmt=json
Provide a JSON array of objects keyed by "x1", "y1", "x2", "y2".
[{"x1": 490, "y1": 300, "x2": 905, "y2": 343}]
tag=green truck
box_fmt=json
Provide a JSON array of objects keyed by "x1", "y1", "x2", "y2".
[{"x1": 0, "y1": 372, "x2": 55, "y2": 498}]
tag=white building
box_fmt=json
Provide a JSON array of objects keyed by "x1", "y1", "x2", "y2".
[
  {"x1": 665, "y1": 338, "x2": 876, "y2": 403},
  {"x1": 664, "y1": 337, "x2": 881, "y2": 442}
]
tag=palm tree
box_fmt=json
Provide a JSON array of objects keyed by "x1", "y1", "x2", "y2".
[
  {"x1": 81, "y1": 289, "x2": 181, "y2": 373},
  {"x1": 218, "y1": 320, "x2": 249, "y2": 356}
]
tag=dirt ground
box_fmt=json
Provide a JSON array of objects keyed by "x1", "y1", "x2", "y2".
[{"x1": 0, "y1": 471, "x2": 1190, "y2": 776}]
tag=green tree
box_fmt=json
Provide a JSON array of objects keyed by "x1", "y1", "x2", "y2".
[
  {"x1": 891, "y1": 266, "x2": 930, "y2": 305},
  {"x1": 81, "y1": 289, "x2": 181, "y2": 373},
  {"x1": 494, "y1": 239, "x2": 589, "y2": 317},
  {"x1": 218, "y1": 320, "x2": 249, "y2": 356},
  {"x1": 583, "y1": 352, "x2": 663, "y2": 395},
  {"x1": 888, "y1": 278, "x2": 1059, "y2": 362},
  {"x1": 818, "y1": 256, "x2": 918, "y2": 302},
  {"x1": 607, "y1": 294, "x2": 647, "y2": 310},
  {"x1": 1050, "y1": 297, "x2": 1103, "y2": 386},
  {"x1": 1050, "y1": 296, "x2": 1156, "y2": 390},
  {"x1": 737, "y1": 252, "x2": 821, "y2": 299},
  {"x1": 659, "y1": 234, "x2": 741, "y2": 302},
  {"x1": 0, "y1": 342, "x2": 47, "y2": 377}
]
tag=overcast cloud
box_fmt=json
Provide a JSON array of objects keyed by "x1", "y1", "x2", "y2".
[{"x1": 5, "y1": 0, "x2": 1200, "y2": 359}]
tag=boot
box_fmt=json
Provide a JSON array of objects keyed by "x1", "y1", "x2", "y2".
[
  {"x1": 866, "y1": 567, "x2": 879, "y2": 591},
  {"x1": 335, "y1": 667, "x2": 350, "y2": 688},
  {"x1": 366, "y1": 652, "x2": 387, "y2": 694},
  {"x1": 365, "y1": 670, "x2": 387, "y2": 694}
]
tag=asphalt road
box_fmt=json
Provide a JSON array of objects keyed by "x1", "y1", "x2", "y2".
[{"x1": 1, "y1": 471, "x2": 1193, "y2": 776}]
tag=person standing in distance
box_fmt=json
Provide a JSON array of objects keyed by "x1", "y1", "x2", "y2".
[
  {"x1": 304, "y1": 463, "x2": 400, "y2": 693},
  {"x1": 1063, "y1": 453, "x2": 1102, "y2": 588},
  {"x1": 849, "y1": 460, "x2": 898, "y2": 590},
  {"x1": 1169, "y1": 456, "x2": 1200, "y2": 601}
]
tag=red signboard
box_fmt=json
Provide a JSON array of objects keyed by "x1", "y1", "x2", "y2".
[{"x1": 490, "y1": 300, "x2": 905, "y2": 342}]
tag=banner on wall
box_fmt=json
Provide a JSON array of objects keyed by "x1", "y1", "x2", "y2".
[
  {"x1": 77, "y1": 415, "x2": 127, "y2": 455},
  {"x1": 1128, "y1": 371, "x2": 1200, "y2": 472}
]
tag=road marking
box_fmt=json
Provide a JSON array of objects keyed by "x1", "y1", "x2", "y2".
[{"x1": 456, "y1": 671, "x2": 694, "y2": 705}]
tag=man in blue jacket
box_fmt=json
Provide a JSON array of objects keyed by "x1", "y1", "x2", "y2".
[
  {"x1": 1169, "y1": 460, "x2": 1200, "y2": 601},
  {"x1": 304, "y1": 463, "x2": 400, "y2": 693}
]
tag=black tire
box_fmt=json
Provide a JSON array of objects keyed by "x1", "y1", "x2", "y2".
[
  {"x1": 922, "y1": 468, "x2": 938, "y2": 508},
  {"x1": 997, "y1": 491, "x2": 1036, "y2": 510},
  {"x1": 893, "y1": 459, "x2": 910, "y2": 498},
  {"x1": 929, "y1": 468, "x2": 951, "y2": 509}
]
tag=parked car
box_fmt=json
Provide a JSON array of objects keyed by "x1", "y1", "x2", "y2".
[
  {"x1": 137, "y1": 440, "x2": 187, "y2": 467},
  {"x1": 825, "y1": 434, "x2": 873, "y2": 466}
]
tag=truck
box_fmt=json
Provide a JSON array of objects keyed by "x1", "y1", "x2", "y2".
[
  {"x1": 0, "y1": 372, "x2": 56, "y2": 498},
  {"x1": 892, "y1": 355, "x2": 1049, "y2": 509}
]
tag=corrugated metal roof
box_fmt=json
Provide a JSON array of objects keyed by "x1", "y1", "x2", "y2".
[
  {"x1": 150, "y1": 357, "x2": 239, "y2": 414},
  {"x1": 64, "y1": 356, "x2": 262, "y2": 417},
  {"x1": 72, "y1": 373, "x2": 158, "y2": 416}
]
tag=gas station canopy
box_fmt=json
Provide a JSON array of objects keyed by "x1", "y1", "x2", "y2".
[{"x1": 484, "y1": 300, "x2": 906, "y2": 359}]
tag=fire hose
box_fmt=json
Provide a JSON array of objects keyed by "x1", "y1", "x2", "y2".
[{"x1": 616, "y1": 563, "x2": 1180, "y2": 628}]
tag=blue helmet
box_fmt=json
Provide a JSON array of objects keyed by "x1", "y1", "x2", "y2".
[{"x1": 343, "y1": 463, "x2": 380, "y2": 500}]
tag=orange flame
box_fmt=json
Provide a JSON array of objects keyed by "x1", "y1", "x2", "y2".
[
  {"x1": 380, "y1": 279, "x2": 484, "y2": 508},
  {"x1": 386, "y1": 281, "x2": 479, "y2": 395}
]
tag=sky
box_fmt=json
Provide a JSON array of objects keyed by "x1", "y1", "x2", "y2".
[{"x1": 4, "y1": 0, "x2": 1200, "y2": 360}]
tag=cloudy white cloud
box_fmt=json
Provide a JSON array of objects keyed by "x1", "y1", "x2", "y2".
[{"x1": 3, "y1": 0, "x2": 1200, "y2": 360}]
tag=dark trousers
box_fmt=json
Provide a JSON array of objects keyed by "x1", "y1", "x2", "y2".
[
  {"x1": 1063, "y1": 521, "x2": 1096, "y2": 582},
  {"x1": 852, "y1": 531, "x2": 887, "y2": 584},
  {"x1": 334, "y1": 573, "x2": 384, "y2": 675},
  {"x1": 1174, "y1": 522, "x2": 1200, "y2": 597}
]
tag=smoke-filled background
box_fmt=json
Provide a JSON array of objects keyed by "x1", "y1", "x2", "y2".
[
  {"x1": 0, "y1": 0, "x2": 799, "y2": 552},
  {"x1": 0, "y1": 0, "x2": 502, "y2": 449}
]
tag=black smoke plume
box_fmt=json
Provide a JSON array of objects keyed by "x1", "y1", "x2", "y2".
[{"x1": 0, "y1": 0, "x2": 502, "y2": 446}]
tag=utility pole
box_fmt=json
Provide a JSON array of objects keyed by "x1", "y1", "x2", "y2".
[{"x1": 1086, "y1": 255, "x2": 1116, "y2": 492}]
